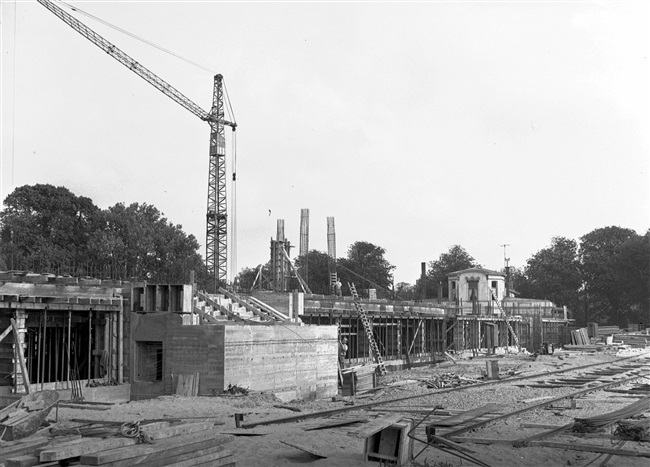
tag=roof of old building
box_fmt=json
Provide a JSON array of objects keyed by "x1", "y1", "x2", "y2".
[{"x1": 447, "y1": 267, "x2": 504, "y2": 277}]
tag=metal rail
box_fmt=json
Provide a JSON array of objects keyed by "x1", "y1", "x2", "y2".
[{"x1": 407, "y1": 352, "x2": 650, "y2": 463}]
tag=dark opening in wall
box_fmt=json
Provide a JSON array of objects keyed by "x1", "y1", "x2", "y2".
[{"x1": 136, "y1": 341, "x2": 163, "y2": 381}]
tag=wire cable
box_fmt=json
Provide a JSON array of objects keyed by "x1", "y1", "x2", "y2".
[
  {"x1": 11, "y1": 0, "x2": 18, "y2": 190},
  {"x1": 229, "y1": 130, "x2": 237, "y2": 282},
  {"x1": 54, "y1": 0, "x2": 215, "y2": 74},
  {"x1": 223, "y1": 80, "x2": 237, "y2": 124}
]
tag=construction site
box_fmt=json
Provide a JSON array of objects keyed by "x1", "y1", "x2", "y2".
[
  {"x1": 1, "y1": 238, "x2": 650, "y2": 467},
  {"x1": 2, "y1": 1, "x2": 649, "y2": 467}
]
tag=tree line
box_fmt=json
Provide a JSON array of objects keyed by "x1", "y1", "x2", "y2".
[
  {"x1": 1, "y1": 184, "x2": 647, "y2": 326},
  {"x1": 411, "y1": 229, "x2": 648, "y2": 327},
  {"x1": 0, "y1": 184, "x2": 210, "y2": 288}
]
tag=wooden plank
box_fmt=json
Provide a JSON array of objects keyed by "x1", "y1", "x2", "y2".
[
  {"x1": 5, "y1": 456, "x2": 60, "y2": 467},
  {"x1": 142, "y1": 421, "x2": 214, "y2": 439},
  {"x1": 34, "y1": 437, "x2": 89, "y2": 455},
  {"x1": 0, "y1": 437, "x2": 67, "y2": 461},
  {"x1": 10, "y1": 318, "x2": 31, "y2": 394},
  {"x1": 448, "y1": 436, "x2": 650, "y2": 457},
  {"x1": 302, "y1": 417, "x2": 368, "y2": 431},
  {"x1": 79, "y1": 431, "x2": 232, "y2": 465},
  {"x1": 5, "y1": 455, "x2": 39, "y2": 467},
  {"x1": 0, "y1": 324, "x2": 12, "y2": 343},
  {"x1": 431, "y1": 404, "x2": 504, "y2": 427},
  {"x1": 58, "y1": 402, "x2": 111, "y2": 410},
  {"x1": 40, "y1": 422, "x2": 214, "y2": 461},
  {"x1": 527, "y1": 440, "x2": 650, "y2": 457},
  {"x1": 40, "y1": 438, "x2": 138, "y2": 462},
  {"x1": 348, "y1": 414, "x2": 403, "y2": 439},
  {"x1": 162, "y1": 450, "x2": 233, "y2": 467}
]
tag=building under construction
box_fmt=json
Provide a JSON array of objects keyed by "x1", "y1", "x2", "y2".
[{"x1": 1, "y1": 265, "x2": 571, "y2": 402}]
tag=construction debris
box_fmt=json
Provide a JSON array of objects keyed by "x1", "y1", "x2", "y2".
[
  {"x1": 614, "y1": 418, "x2": 650, "y2": 441},
  {"x1": 0, "y1": 421, "x2": 235, "y2": 466},
  {"x1": 573, "y1": 395, "x2": 650, "y2": 433},
  {"x1": 419, "y1": 373, "x2": 480, "y2": 389}
]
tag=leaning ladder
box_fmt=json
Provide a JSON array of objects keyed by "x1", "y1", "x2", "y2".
[
  {"x1": 348, "y1": 282, "x2": 387, "y2": 375},
  {"x1": 489, "y1": 289, "x2": 521, "y2": 351}
]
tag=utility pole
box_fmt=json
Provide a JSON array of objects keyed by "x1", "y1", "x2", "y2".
[{"x1": 500, "y1": 244, "x2": 511, "y2": 297}]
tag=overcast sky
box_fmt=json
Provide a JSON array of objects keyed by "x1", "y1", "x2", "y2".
[{"x1": 1, "y1": 1, "x2": 648, "y2": 284}]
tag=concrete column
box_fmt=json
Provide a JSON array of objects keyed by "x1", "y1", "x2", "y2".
[{"x1": 291, "y1": 292, "x2": 304, "y2": 322}]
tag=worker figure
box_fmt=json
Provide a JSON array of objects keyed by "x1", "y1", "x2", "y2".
[
  {"x1": 339, "y1": 337, "x2": 348, "y2": 369},
  {"x1": 334, "y1": 279, "x2": 342, "y2": 297}
]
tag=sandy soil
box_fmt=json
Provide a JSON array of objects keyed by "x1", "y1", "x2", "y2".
[{"x1": 47, "y1": 348, "x2": 650, "y2": 467}]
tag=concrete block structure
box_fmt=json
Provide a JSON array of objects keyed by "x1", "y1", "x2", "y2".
[
  {"x1": 1, "y1": 272, "x2": 338, "y2": 405},
  {"x1": 130, "y1": 312, "x2": 337, "y2": 401}
]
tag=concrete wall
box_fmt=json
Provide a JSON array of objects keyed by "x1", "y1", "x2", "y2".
[
  {"x1": 130, "y1": 312, "x2": 337, "y2": 401},
  {"x1": 224, "y1": 325, "x2": 338, "y2": 401},
  {"x1": 251, "y1": 291, "x2": 291, "y2": 314},
  {"x1": 304, "y1": 297, "x2": 445, "y2": 316}
]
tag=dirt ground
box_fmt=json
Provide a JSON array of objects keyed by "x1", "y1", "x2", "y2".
[{"x1": 47, "y1": 348, "x2": 650, "y2": 467}]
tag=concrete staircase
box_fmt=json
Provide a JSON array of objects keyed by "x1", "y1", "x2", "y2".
[
  {"x1": 195, "y1": 291, "x2": 258, "y2": 322},
  {"x1": 195, "y1": 290, "x2": 288, "y2": 324}
]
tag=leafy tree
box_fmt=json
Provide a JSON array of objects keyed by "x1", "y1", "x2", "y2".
[
  {"x1": 0, "y1": 184, "x2": 209, "y2": 288},
  {"x1": 419, "y1": 245, "x2": 479, "y2": 300},
  {"x1": 0, "y1": 184, "x2": 100, "y2": 272},
  {"x1": 520, "y1": 237, "x2": 582, "y2": 313},
  {"x1": 97, "y1": 202, "x2": 206, "y2": 284},
  {"x1": 295, "y1": 250, "x2": 332, "y2": 295},
  {"x1": 395, "y1": 282, "x2": 416, "y2": 301},
  {"x1": 615, "y1": 229, "x2": 650, "y2": 325},
  {"x1": 580, "y1": 226, "x2": 648, "y2": 326},
  {"x1": 337, "y1": 241, "x2": 395, "y2": 298},
  {"x1": 507, "y1": 266, "x2": 528, "y2": 296},
  {"x1": 236, "y1": 263, "x2": 271, "y2": 292}
]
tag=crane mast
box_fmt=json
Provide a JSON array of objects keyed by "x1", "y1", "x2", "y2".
[{"x1": 36, "y1": 0, "x2": 235, "y2": 287}]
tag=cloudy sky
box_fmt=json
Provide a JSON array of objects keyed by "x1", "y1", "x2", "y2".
[{"x1": 1, "y1": 1, "x2": 648, "y2": 284}]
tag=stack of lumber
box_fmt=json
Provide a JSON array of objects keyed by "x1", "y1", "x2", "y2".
[
  {"x1": 614, "y1": 333, "x2": 649, "y2": 348},
  {"x1": 597, "y1": 326, "x2": 620, "y2": 336},
  {"x1": 0, "y1": 420, "x2": 235, "y2": 467},
  {"x1": 570, "y1": 328, "x2": 590, "y2": 345},
  {"x1": 175, "y1": 373, "x2": 200, "y2": 396}
]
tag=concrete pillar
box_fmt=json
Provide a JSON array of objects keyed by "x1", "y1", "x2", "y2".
[{"x1": 290, "y1": 292, "x2": 304, "y2": 322}]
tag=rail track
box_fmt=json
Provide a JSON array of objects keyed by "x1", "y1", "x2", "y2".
[{"x1": 407, "y1": 351, "x2": 650, "y2": 464}]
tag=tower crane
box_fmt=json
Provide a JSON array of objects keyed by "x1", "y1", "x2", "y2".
[{"x1": 36, "y1": 0, "x2": 236, "y2": 287}]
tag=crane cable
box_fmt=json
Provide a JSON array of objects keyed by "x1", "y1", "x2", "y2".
[
  {"x1": 229, "y1": 129, "x2": 237, "y2": 282},
  {"x1": 53, "y1": 0, "x2": 216, "y2": 75}
]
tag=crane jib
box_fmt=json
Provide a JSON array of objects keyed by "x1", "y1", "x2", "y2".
[{"x1": 36, "y1": 0, "x2": 237, "y2": 286}]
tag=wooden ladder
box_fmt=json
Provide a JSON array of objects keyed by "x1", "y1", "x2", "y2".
[
  {"x1": 348, "y1": 282, "x2": 387, "y2": 375},
  {"x1": 489, "y1": 289, "x2": 521, "y2": 351}
]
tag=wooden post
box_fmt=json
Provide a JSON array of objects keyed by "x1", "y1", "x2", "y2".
[
  {"x1": 36, "y1": 314, "x2": 42, "y2": 388},
  {"x1": 88, "y1": 310, "x2": 93, "y2": 385},
  {"x1": 442, "y1": 319, "x2": 447, "y2": 353},
  {"x1": 11, "y1": 318, "x2": 31, "y2": 394},
  {"x1": 55, "y1": 322, "x2": 59, "y2": 389},
  {"x1": 41, "y1": 308, "x2": 48, "y2": 391},
  {"x1": 112, "y1": 311, "x2": 118, "y2": 382},
  {"x1": 67, "y1": 310, "x2": 71, "y2": 389},
  {"x1": 104, "y1": 312, "x2": 110, "y2": 381},
  {"x1": 486, "y1": 360, "x2": 500, "y2": 380},
  {"x1": 118, "y1": 297, "x2": 124, "y2": 384}
]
